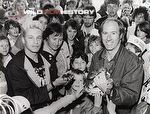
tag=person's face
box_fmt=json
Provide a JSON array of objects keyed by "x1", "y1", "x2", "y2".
[
  {"x1": 24, "y1": 29, "x2": 43, "y2": 53},
  {"x1": 83, "y1": 15, "x2": 94, "y2": 27},
  {"x1": 67, "y1": 26, "x2": 77, "y2": 41},
  {"x1": 72, "y1": 57, "x2": 87, "y2": 71},
  {"x1": 0, "y1": 39, "x2": 9, "y2": 56},
  {"x1": 121, "y1": 3, "x2": 132, "y2": 16},
  {"x1": 47, "y1": 33, "x2": 63, "y2": 51},
  {"x1": 107, "y1": 3, "x2": 119, "y2": 17},
  {"x1": 89, "y1": 41, "x2": 102, "y2": 54},
  {"x1": 102, "y1": 21, "x2": 121, "y2": 51},
  {"x1": 16, "y1": 1, "x2": 26, "y2": 12},
  {"x1": 134, "y1": 13, "x2": 145, "y2": 25},
  {"x1": 136, "y1": 27, "x2": 147, "y2": 40},
  {"x1": 8, "y1": 25, "x2": 19, "y2": 37},
  {"x1": 72, "y1": 74, "x2": 84, "y2": 91},
  {"x1": 82, "y1": 0, "x2": 89, "y2": 7},
  {"x1": 73, "y1": 15, "x2": 82, "y2": 25},
  {"x1": 54, "y1": 0, "x2": 60, "y2": 6},
  {"x1": 67, "y1": 3, "x2": 76, "y2": 10},
  {"x1": 38, "y1": 17, "x2": 48, "y2": 30}
]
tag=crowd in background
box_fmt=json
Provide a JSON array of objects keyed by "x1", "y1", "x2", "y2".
[{"x1": 0, "y1": 0, "x2": 150, "y2": 114}]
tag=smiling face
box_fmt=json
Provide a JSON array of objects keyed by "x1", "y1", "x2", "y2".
[
  {"x1": 134, "y1": 13, "x2": 145, "y2": 25},
  {"x1": 72, "y1": 73, "x2": 84, "y2": 91},
  {"x1": 67, "y1": 26, "x2": 77, "y2": 41},
  {"x1": 8, "y1": 25, "x2": 20, "y2": 37},
  {"x1": 0, "y1": 39, "x2": 9, "y2": 56},
  {"x1": 136, "y1": 27, "x2": 147, "y2": 41},
  {"x1": 72, "y1": 57, "x2": 87, "y2": 71},
  {"x1": 101, "y1": 20, "x2": 121, "y2": 51},
  {"x1": 47, "y1": 33, "x2": 63, "y2": 51},
  {"x1": 89, "y1": 40, "x2": 102, "y2": 54},
  {"x1": 23, "y1": 28, "x2": 43, "y2": 53},
  {"x1": 83, "y1": 15, "x2": 94, "y2": 27}
]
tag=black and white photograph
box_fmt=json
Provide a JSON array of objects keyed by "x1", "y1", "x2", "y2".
[{"x1": 0, "y1": 0, "x2": 150, "y2": 114}]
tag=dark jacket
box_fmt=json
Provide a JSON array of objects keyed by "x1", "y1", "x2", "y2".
[
  {"x1": 88, "y1": 45, "x2": 144, "y2": 114},
  {"x1": 6, "y1": 50, "x2": 58, "y2": 110}
]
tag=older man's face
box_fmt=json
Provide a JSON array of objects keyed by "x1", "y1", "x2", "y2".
[{"x1": 101, "y1": 20, "x2": 121, "y2": 51}]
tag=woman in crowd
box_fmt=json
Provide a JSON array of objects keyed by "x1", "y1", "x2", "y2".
[
  {"x1": 64, "y1": 19, "x2": 85, "y2": 56},
  {"x1": 4, "y1": 19, "x2": 23, "y2": 54}
]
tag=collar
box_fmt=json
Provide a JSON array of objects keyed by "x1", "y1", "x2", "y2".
[{"x1": 99, "y1": 45, "x2": 124, "y2": 63}]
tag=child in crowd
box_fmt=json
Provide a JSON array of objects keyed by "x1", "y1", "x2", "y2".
[
  {"x1": 86, "y1": 35, "x2": 102, "y2": 70},
  {"x1": 70, "y1": 51, "x2": 88, "y2": 76}
]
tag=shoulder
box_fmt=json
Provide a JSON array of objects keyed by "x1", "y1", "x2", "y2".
[
  {"x1": 6, "y1": 50, "x2": 25, "y2": 70},
  {"x1": 122, "y1": 47, "x2": 143, "y2": 66},
  {"x1": 41, "y1": 51, "x2": 55, "y2": 63}
]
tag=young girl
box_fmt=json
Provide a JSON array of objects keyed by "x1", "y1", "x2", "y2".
[
  {"x1": 134, "y1": 21, "x2": 150, "y2": 53},
  {"x1": 86, "y1": 35, "x2": 102, "y2": 70}
]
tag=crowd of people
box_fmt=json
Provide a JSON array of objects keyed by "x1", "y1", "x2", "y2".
[{"x1": 0, "y1": 0, "x2": 150, "y2": 114}]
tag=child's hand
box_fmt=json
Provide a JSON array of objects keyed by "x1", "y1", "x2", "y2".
[
  {"x1": 106, "y1": 95, "x2": 116, "y2": 114},
  {"x1": 94, "y1": 92, "x2": 102, "y2": 107}
]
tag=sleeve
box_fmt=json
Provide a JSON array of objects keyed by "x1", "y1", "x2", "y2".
[
  {"x1": 34, "y1": 94, "x2": 76, "y2": 114},
  {"x1": 6, "y1": 62, "x2": 50, "y2": 105},
  {"x1": 111, "y1": 58, "x2": 144, "y2": 106}
]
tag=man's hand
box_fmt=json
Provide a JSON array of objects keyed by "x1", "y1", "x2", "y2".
[
  {"x1": 94, "y1": 92, "x2": 102, "y2": 107},
  {"x1": 106, "y1": 95, "x2": 116, "y2": 114}
]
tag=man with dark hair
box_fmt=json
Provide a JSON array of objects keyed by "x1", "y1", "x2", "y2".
[
  {"x1": 43, "y1": 22, "x2": 70, "y2": 77},
  {"x1": 88, "y1": 18, "x2": 144, "y2": 114}
]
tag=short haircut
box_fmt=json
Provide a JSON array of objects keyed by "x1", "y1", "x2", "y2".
[
  {"x1": 135, "y1": 21, "x2": 150, "y2": 38},
  {"x1": 65, "y1": 69, "x2": 86, "y2": 90},
  {"x1": 99, "y1": 18, "x2": 126, "y2": 43},
  {"x1": 83, "y1": 5, "x2": 97, "y2": 19},
  {"x1": 99, "y1": 18, "x2": 125, "y2": 36},
  {"x1": 70, "y1": 51, "x2": 88, "y2": 69},
  {"x1": 33, "y1": 14, "x2": 49, "y2": 24},
  {"x1": 105, "y1": 0, "x2": 120, "y2": 6},
  {"x1": 132, "y1": 6, "x2": 149, "y2": 21},
  {"x1": 4, "y1": 19, "x2": 21, "y2": 33},
  {"x1": 86, "y1": 35, "x2": 102, "y2": 53},
  {"x1": 64, "y1": 19, "x2": 80, "y2": 32},
  {"x1": 42, "y1": 23, "x2": 63, "y2": 40}
]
